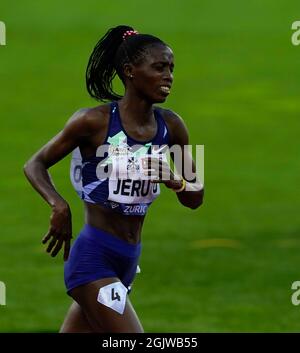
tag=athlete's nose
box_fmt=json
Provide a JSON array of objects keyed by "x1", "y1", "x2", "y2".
[{"x1": 164, "y1": 69, "x2": 173, "y2": 83}]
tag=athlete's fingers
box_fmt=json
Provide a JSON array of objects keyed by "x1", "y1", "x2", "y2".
[
  {"x1": 144, "y1": 157, "x2": 174, "y2": 181},
  {"x1": 46, "y1": 236, "x2": 58, "y2": 253},
  {"x1": 145, "y1": 170, "x2": 172, "y2": 181},
  {"x1": 144, "y1": 169, "x2": 158, "y2": 177},
  {"x1": 42, "y1": 229, "x2": 53, "y2": 244},
  {"x1": 160, "y1": 163, "x2": 173, "y2": 177},
  {"x1": 51, "y1": 238, "x2": 64, "y2": 257},
  {"x1": 145, "y1": 172, "x2": 160, "y2": 182},
  {"x1": 151, "y1": 179, "x2": 174, "y2": 185},
  {"x1": 64, "y1": 239, "x2": 71, "y2": 261},
  {"x1": 144, "y1": 157, "x2": 162, "y2": 170},
  {"x1": 162, "y1": 171, "x2": 177, "y2": 181},
  {"x1": 144, "y1": 159, "x2": 171, "y2": 175}
]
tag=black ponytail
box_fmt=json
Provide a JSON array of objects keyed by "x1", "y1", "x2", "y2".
[
  {"x1": 86, "y1": 25, "x2": 133, "y2": 102},
  {"x1": 86, "y1": 25, "x2": 166, "y2": 102}
]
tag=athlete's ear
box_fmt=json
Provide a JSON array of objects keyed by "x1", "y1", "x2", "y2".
[{"x1": 123, "y1": 63, "x2": 134, "y2": 80}]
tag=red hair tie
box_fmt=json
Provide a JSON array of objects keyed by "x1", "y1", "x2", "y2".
[{"x1": 122, "y1": 30, "x2": 139, "y2": 41}]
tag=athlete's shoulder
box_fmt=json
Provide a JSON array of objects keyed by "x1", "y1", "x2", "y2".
[
  {"x1": 65, "y1": 103, "x2": 111, "y2": 136},
  {"x1": 154, "y1": 107, "x2": 189, "y2": 145},
  {"x1": 70, "y1": 104, "x2": 110, "y2": 129},
  {"x1": 155, "y1": 107, "x2": 186, "y2": 129}
]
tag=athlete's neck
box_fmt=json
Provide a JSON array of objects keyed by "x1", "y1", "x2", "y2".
[{"x1": 118, "y1": 94, "x2": 154, "y2": 126}]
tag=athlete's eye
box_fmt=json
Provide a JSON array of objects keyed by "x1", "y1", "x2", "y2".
[
  {"x1": 153, "y1": 63, "x2": 174, "y2": 74},
  {"x1": 154, "y1": 65, "x2": 164, "y2": 72}
]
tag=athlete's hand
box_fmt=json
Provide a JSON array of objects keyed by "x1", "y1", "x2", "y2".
[
  {"x1": 42, "y1": 201, "x2": 72, "y2": 261},
  {"x1": 143, "y1": 156, "x2": 183, "y2": 190}
]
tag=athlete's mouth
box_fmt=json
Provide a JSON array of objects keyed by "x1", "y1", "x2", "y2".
[{"x1": 159, "y1": 85, "x2": 171, "y2": 94}]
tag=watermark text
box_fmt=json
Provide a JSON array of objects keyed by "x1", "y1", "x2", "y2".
[
  {"x1": 0, "y1": 21, "x2": 6, "y2": 46},
  {"x1": 0, "y1": 281, "x2": 6, "y2": 305},
  {"x1": 291, "y1": 21, "x2": 300, "y2": 45}
]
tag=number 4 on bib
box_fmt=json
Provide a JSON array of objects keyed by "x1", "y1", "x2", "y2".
[
  {"x1": 97, "y1": 282, "x2": 128, "y2": 314},
  {"x1": 111, "y1": 287, "x2": 121, "y2": 301}
]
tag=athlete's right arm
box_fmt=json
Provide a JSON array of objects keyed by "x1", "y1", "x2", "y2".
[{"x1": 23, "y1": 108, "x2": 101, "y2": 260}]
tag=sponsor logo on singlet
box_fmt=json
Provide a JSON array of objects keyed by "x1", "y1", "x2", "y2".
[{"x1": 100, "y1": 131, "x2": 161, "y2": 207}]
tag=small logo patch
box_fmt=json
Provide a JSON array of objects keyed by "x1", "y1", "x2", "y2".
[{"x1": 97, "y1": 282, "x2": 128, "y2": 314}]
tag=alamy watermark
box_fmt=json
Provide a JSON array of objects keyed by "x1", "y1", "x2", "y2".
[
  {"x1": 0, "y1": 281, "x2": 6, "y2": 305},
  {"x1": 291, "y1": 21, "x2": 300, "y2": 45},
  {"x1": 70, "y1": 143, "x2": 204, "y2": 215},
  {"x1": 71, "y1": 144, "x2": 204, "y2": 192},
  {"x1": 96, "y1": 144, "x2": 204, "y2": 188},
  {"x1": 291, "y1": 281, "x2": 300, "y2": 305},
  {"x1": 0, "y1": 21, "x2": 6, "y2": 46}
]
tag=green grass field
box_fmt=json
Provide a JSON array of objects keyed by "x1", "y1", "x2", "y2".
[{"x1": 1, "y1": 0, "x2": 300, "y2": 332}]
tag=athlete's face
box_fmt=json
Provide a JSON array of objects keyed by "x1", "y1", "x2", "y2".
[{"x1": 130, "y1": 45, "x2": 174, "y2": 103}]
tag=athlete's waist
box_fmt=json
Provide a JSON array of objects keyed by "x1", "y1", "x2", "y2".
[
  {"x1": 84, "y1": 201, "x2": 144, "y2": 243},
  {"x1": 82, "y1": 223, "x2": 142, "y2": 257}
]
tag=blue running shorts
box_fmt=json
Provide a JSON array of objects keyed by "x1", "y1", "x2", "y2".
[{"x1": 64, "y1": 224, "x2": 141, "y2": 295}]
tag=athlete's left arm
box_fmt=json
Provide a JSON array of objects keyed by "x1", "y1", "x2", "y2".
[{"x1": 167, "y1": 111, "x2": 204, "y2": 209}]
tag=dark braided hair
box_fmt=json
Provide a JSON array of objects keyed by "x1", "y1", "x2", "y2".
[{"x1": 86, "y1": 25, "x2": 166, "y2": 102}]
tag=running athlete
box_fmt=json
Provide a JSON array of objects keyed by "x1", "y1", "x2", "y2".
[{"x1": 23, "y1": 25, "x2": 204, "y2": 333}]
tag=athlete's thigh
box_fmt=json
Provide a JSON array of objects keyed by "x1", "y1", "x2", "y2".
[
  {"x1": 60, "y1": 301, "x2": 96, "y2": 333},
  {"x1": 70, "y1": 277, "x2": 144, "y2": 333}
]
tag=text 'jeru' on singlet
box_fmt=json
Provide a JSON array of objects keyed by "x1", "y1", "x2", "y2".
[{"x1": 70, "y1": 102, "x2": 170, "y2": 216}]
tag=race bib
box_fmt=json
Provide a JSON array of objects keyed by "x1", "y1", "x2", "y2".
[
  {"x1": 97, "y1": 282, "x2": 128, "y2": 315},
  {"x1": 108, "y1": 154, "x2": 160, "y2": 204}
]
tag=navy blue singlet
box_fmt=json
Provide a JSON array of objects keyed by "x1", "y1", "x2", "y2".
[{"x1": 70, "y1": 102, "x2": 170, "y2": 216}]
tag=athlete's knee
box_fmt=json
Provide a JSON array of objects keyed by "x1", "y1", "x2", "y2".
[{"x1": 60, "y1": 301, "x2": 95, "y2": 333}]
